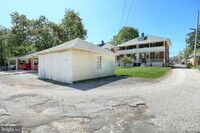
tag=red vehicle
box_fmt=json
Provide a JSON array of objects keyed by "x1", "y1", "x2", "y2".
[
  {"x1": 34, "y1": 65, "x2": 38, "y2": 71},
  {"x1": 20, "y1": 63, "x2": 31, "y2": 70}
]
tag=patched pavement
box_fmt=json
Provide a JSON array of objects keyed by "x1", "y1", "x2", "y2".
[{"x1": 0, "y1": 69, "x2": 200, "y2": 132}]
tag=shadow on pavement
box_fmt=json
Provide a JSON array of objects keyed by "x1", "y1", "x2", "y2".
[
  {"x1": 0, "y1": 70, "x2": 38, "y2": 76},
  {"x1": 40, "y1": 76, "x2": 128, "y2": 91},
  {"x1": 172, "y1": 64, "x2": 187, "y2": 69}
]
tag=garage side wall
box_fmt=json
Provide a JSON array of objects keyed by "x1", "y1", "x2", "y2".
[
  {"x1": 72, "y1": 50, "x2": 115, "y2": 82},
  {"x1": 38, "y1": 51, "x2": 73, "y2": 84},
  {"x1": 38, "y1": 55, "x2": 44, "y2": 79}
]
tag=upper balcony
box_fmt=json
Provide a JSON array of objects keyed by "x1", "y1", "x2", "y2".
[{"x1": 116, "y1": 42, "x2": 165, "y2": 55}]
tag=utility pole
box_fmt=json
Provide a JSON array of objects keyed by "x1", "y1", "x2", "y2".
[
  {"x1": 194, "y1": 11, "x2": 199, "y2": 66},
  {"x1": 185, "y1": 43, "x2": 188, "y2": 65},
  {"x1": 179, "y1": 50, "x2": 182, "y2": 64}
]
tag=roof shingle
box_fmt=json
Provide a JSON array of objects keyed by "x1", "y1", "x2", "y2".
[
  {"x1": 38, "y1": 38, "x2": 116, "y2": 55},
  {"x1": 102, "y1": 42, "x2": 116, "y2": 49}
]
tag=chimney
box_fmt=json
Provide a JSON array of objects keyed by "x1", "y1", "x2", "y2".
[
  {"x1": 141, "y1": 33, "x2": 144, "y2": 37},
  {"x1": 101, "y1": 40, "x2": 104, "y2": 44}
]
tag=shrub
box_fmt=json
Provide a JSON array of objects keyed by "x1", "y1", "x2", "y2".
[
  {"x1": 120, "y1": 55, "x2": 133, "y2": 67},
  {"x1": 181, "y1": 62, "x2": 185, "y2": 65},
  {"x1": 187, "y1": 63, "x2": 192, "y2": 69}
]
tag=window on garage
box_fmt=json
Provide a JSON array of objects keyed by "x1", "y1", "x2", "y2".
[{"x1": 97, "y1": 56, "x2": 102, "y2": 69}]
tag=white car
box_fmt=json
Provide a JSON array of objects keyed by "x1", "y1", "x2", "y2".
[{"x1": 8, "y1": 64, "x2": 16, "y2": 70}]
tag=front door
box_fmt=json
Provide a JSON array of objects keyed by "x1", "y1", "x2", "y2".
[
  {"x1": 131, "y1": 54, "x2": 136, "y2": 62},
  {"x1": 140, "y1": 53, "x2": 146, "y2": 63},
  {"x1": 146, "y1": 53, "x2": 150, "y2": 63}
]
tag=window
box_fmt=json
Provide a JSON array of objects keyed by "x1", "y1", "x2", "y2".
[
  {"x1": 137, "y1": 37, "x2": 144, "y2": 41},
  {"x1": 139, "y1": 44, "x2": 144, "y2": 48},
  {"x1": 137, "y1": 36, "x2": 147, "y2": 41},
  {"x1": 132, "y1": 54, "x2": 136, "y2": 60},
  {"x1": 140, "y1": 53, "x2": 145, "y2": 59},
  {"x1": 155, "y1": 52, "x2": 160, "y2": 59},
  {"x1": 97, "y1": 56, "x2": 102, "y2": 69}
]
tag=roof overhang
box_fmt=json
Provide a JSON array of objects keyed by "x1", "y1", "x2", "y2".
[
  {"x1": 116, "y1": 39, "x2": 172, "y2": 48},
  {"x1": 37, "y1": 48, "x2": 118, "y2": 56},
  {"x1": 73, "y1": 48, "x2": 118, "y2": 56},
  {"x1": 9, "y1": 53, "x2": 38, "y2": 60},
  {"x1": 37, "y1": 48, "x2": 72, "y2": 55},
  {"x1": 166, "y1": 38, "x2": 172, "y2": 46}
]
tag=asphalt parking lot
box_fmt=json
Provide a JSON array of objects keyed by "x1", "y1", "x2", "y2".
[{"x1": 0, "y1": 69, "x2": 200, "y2": 132}]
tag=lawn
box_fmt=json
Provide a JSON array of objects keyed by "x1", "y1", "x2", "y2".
[{"x1": 115, "y1": 67, "x2": 171, "y2": 78}]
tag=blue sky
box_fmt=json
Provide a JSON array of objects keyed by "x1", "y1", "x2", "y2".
[{"x1": 1, "y1": 0, "x2": 200, "y2": 56}]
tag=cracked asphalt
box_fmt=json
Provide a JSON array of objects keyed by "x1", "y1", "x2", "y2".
[{"x1": 0, "y1": 69, "x2": 200, "y2": 132}]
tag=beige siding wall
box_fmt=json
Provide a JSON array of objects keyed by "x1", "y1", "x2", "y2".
[
  {"x1": 72, "y1": 50, "x2": 115, "y2": 82},
  {"x1": 189, "y1": 56, "x2": 200, "y2": 65}
]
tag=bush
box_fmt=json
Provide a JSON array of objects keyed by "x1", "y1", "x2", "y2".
[
  {"x1": 181, "y1": 62, "x2": 185, "y2": 65},
  {"x1": 120, "y1": 55, "x2": 133, "y2": 67},
  {"x1": 187, "y1": 63, "x2": 192, "y2": 68}
]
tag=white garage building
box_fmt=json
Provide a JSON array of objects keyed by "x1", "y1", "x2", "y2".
[{"x1": 38, "y1": 38, "x2": 116, "y2": 84}]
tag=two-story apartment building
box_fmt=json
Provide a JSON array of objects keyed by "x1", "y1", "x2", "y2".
[{"x1": 116, "y1": 34, "x2": 171, "y2": 66}]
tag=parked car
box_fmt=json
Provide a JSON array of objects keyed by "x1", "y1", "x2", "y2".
[
  {"x1": 20, "y1": 63, "x2": 31, "y2": 70},
  {"x1": 0, "y1": 66, "x2": 8, "y2": 71},
  {"x1": 8, "y1": 64, "x2": 16, "y2": 70},
  {"x1": 34, "y1": 65, "x2": 38, "y2": 71},
  {"x1": 169, "y1": 60, "x2": 174, "y2": 65}
]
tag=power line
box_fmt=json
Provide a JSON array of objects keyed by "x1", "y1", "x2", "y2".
[
  {"x1": 131, "y1": 0, "x2": 139, "y2": 21},
  {"x1": 193, "y1": 11, "x2": 199, "y2": 66},
  {"x1": 125, "y1": 0, "x2": 135, "y2": 26},
  {"x1": 119, "y1": 0, "x2": 127, "y2": 30},
  {"x1": 128, "y1": 0, "x2": 139, "y2": 25}
]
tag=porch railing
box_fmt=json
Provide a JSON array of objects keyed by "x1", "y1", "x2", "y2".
[
  {"x1": 147, "y1": 59, "x2": 164, "y2": 63},
  {"x1": 116, "y1": 58, "x2": 164, "y2": 63}
]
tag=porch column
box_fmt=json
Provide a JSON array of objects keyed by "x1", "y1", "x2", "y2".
[
  {"x1": 31, "y1": 58, "x2": 35, "y2": 70},
  {"x1": 136, "y1": 53, "x2": 140, "y2": 63},
  {"x1": 149, "y1": 52, "x2": 151, "y2": 64},
  {"x1": 163, "y1": 41, "x2": 166, "y2": 63},
  {"x1": 8, "y1": 60, "x2": 10, "y2": 69},
  {"x1": 16, "y1": 59, "x2": 18, "y2": 70}
]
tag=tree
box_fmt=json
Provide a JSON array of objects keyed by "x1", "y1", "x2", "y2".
[
  {"x1": 30, "y1": 16, "x2": 63, "y2": 51},
  {"x1": 60, "y1": 9, "x2": 87, "y2": 42},
  {"x1": 120, "y1": 55, "x2": 133, "y2": 67},
  {"x1": 0, "y1": 26, "x2": 13, "y2": 66},
  {"x1": 112, "y1": 26, "x2": 139, "y2": 45},
  {"x1": 185, "y1": 27, "x2": 200, "y2": 55},
  {"x1": 10, "y1": 12, "x2": 33, "y2": 55},
  {"x1": 0, "y1": 9, "x2": 88, "y2": 65}
]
